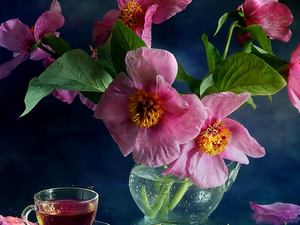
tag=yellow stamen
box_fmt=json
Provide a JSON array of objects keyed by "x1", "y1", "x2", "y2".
[
  {"x1": 118, "y1": 0, "x2": 145, "y2": 32},
  {"x1": 30, "y1": 26, "x2": 35, "y2": 37},
  {"x1": 89, "y1": 45, "x2": 97, "y2": 60},
  {"x1": 128, "y1": 89, "x2": 165, "y2": 128},
  {"x1": 196, "y1": 121, "x2": 231, "y2": 156}
]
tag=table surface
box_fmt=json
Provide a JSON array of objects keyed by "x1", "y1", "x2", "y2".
[{"x1": 1, "y1": 1, "x2": 300, "y2": 225}]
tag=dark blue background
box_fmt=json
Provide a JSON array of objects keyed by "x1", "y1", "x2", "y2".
[{"x1": 0, "y1": 1, "x2": 300, "y2": 225}]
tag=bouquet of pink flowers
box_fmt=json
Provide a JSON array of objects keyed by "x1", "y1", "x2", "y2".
[{"x1": 1, "y1": 0, "x2": 300, "y2": 223}]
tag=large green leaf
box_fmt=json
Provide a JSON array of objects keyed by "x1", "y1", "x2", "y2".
[
  {"x1": 213, "y1": 53, "x2": 286, "y2": 96},
  {"x1": 39, "y1": 49, "x2": 113, "y2": 92},
  {"x1": 20, "y1": 77, "x2": 55, "y2": 117},
  {"x1": 110, "y1": 20, "x2": 147, "y2": 74}
]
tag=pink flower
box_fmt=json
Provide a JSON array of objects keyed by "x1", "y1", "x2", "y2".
[
  {"x1": 93, "y1": 0, "x2": 191, "y2": 47},
  {"x1": 250, "y1": 201, "x2": 300, "y2": 222},
  {"x1": 93, "y1": 10, "x2": 120, "y2": 47},
  {"x1": 0, "y1": 0, "x2": 64, "y2": 79},
  {"x1": 162, "y1": 92, "x2": 265, "y2": 188},
  {"x1": 52, "y1": 89, "x2": 79, "y2": 104},
  {"x1": 94, "y1": 47, "x2": 206, "y2": 167},
  {"x1": 237, "y1": 0, "x2": 293, "y2": 43},
  {"x1": 0, "y1": 215, "x2": 37, "y2": 225},
  {"x1": 287, "y1": 44, "x2": 300, "y2": 113}
]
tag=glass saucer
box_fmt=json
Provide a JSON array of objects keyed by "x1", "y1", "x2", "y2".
[
  {"x1": 34, "y1": 220, "x2": 110, "y2": 225},
  {"x1": 94, "y1": 220, "x2": 110, "y2": 225}
]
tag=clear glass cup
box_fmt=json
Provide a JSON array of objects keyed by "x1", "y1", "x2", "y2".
[{"x1": 21, "y1": 187, "x2": 99, "y2": 225}]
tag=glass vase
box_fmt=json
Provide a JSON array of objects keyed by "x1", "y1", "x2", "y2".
[{"x1": 129, "y1": 162, "x2": 240, "y2": 225}]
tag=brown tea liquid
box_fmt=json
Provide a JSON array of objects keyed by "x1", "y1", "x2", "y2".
[{"x1": 36, "y1": 199, "x2": 97, "y2": 225}]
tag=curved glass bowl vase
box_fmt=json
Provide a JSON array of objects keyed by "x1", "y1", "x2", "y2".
[{"x1": 129, "y1": 162, "x2": 240, "y2": 225}]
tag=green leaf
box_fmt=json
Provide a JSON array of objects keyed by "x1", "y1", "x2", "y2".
[
  {"x1": 97, "y1": 35, "x2": 117, "y2": 78},
  {"x1": 39, "y1": 49, "x2": 113, "y2": 92},
  {"x1": 202, "y1": 34, "x2": 221, "y2": 73},
  {"x1": 246, "y1": 96, "x2": 257, "y2": 109},
  {"x1": 213, "y1": 9, "x2": 242, "y2": 37},
  {"x1": 41, "y1": 32, "x2": 72, "y2": 56},
  {"x1": 213, "y1": 12, "x2": 230, "y2": 36},
  {"x1": 110, "y1": 20, "x2": 147, "y2": 74},
  {"x1": 213, "y1": 53, "x2": 286, "y2": 96},
  {"x1": 20, "y1": 77, "x2": 55, "y2": 117},
  {"x1": 246, "y1": 25, "x2": 272, "y2": 53},
  {"x1": 176, "y1": 63, "x2": 201, "y2": 96},
  {"x1": 200, "y1": 86, "x2": 220, "y2": 99},
  {"x1": 250, "y1": 45, "x2": 288, "y2": 71},
  {"x1": 199, "y1": 72, "x2": 221, "y2": 99}
]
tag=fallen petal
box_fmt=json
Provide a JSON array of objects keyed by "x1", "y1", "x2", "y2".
[
  {"x1": 0, "y1": 215, "x2": 37, "y2": 225},
  {"x1": 250, "y1": 201, "x2": 300, "y2": 220},
  {"x1": 252, "y1": 212, "x2": 299, "y2": 225}
]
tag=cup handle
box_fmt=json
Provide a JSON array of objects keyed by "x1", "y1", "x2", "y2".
[{"x1": 21, "y1": 205, "x2": 36, "y2": 225}]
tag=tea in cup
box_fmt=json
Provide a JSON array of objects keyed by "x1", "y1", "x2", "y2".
[{"x1": 21, "y1": 187, "x2": 99, "y2": 225}]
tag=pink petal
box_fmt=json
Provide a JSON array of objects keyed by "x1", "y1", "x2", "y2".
[
  {"x1": 106, "y1": 119, "x2": 141, "y2": 157},
  {"x1": 50, "y1": 0, "x2": 62, "y2": 14},
  {"x1": 94, "y1": 72, "x2": 133, "y2": 122},
  {"x1": 132, "y1": 127, "x2": 181, "y2": 167},
  {"x1": 235, "y1": 32, "x2": 253, "y2": 47},
  {"x1": 0, "y1": 19, "x2": 34, "y2": 52},
  {"x1": 52, "y1": 89, "x2": 79, "y2": 104},
  {"x1": 245, "y1": 1, "x2": 293, "y2": 42},
  {"x1": 43, "y1": 57, "x2": 56, "y2": 68},
  {"x1": 189, "y1": 152, "x2": 228, "y2": 188},
  {"x1": 250, "y1": 201, "x2": 300, "y2": 220},
  {"x1": 132, "y1": 80, "x2": 203, "y2": 167},
  {"x1": 290, "y1": 44, "x2": 300, "y2": 66},
  {"x1": 240, "y1": 0, "x2": 277, "y2": 14},
  {"x1": 201, "y1": 92, "x2": 250, "y2": 120},
  {"x1": 125, "y1": 47, "x2": 178, "y2": 87},
  {"x1": 94, "y1": 72, "x2": 140, "y2": 157},
  {"x1": 220, "y1": 145, "x2": 249, "y2": 164},
  {"x1": 34, "y1": 11, "x2": 65, "y2": 42},
  {"x1": 0, "y1": 216, "x2": 37, "y2": 225},
  {"x1": 143, "y1": 0, "x2": 192, "y2": 24},
  {"x1": 0, "y1": 52, "x2": 29, "y2": 79},
  {"x1": 161, "y1": 141, "x2": 194, "y2": 178},
  {"x1": 140, "y1": 4, "x2": 158, "y2": 47},
  {"x1": 93, "y1": 73, "x2": 139, "y2": 157},
  {"x1": 30, "y1": 46, "x2": 51, "y2": 61},
  {"x1": 287, "y1": 64, "x2": 300, "y2": 113},
  {"x1": 79, "y1": 94, "x2": 97, "y2": 111},
  {"x1": 92, "y1": 10, "x2": 119, "y2": 47},
  {"x1": 223, "y1": 118, "x2": 265, "y2": 158},
  {"x1": 239, "y1": 0, "x2": 292, "y2": 43},
  {"x1": 169, "y1": 94, "x2": 207, "y2": 144}
]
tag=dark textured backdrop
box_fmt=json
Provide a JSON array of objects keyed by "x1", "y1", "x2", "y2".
[{"x1": 0, "y1": 1, "x2": 300, "y2": 225}]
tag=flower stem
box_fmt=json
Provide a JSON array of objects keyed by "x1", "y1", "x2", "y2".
[
  {"x1": 141, "y1": 181, "x2": 174, "y2": 218},
  {"x1": 222, "y1": 20, "x2": 239, "y2": 61},
  {"x1": 38, "y1": 43, "x2": 60, "y2": 58},
  {"x1": 168, "y1": 179, "x2": 193, "y2": 211}
]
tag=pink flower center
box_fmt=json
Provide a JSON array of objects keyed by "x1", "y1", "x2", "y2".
[
  {"x1": 196, "y1": 121, "x2": 231, "y2": 156},
  {"x1": 118, "y1": 0, "x2": 145, "y2": 32},
  {"x1": 128, "y1": 89, "x2": 165, "y2": 128}
]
